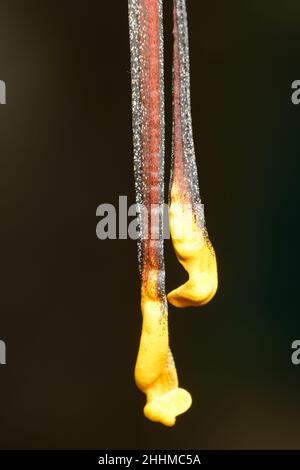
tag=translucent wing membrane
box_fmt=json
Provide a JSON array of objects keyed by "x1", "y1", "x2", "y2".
[
  {"x1": 167, "y1": 0, "x2": 218, "y2": 308},
  {"x1": 128, "y1": 0, "x2": 217, "y2": 425},
  {"x1": 128, "y1": 0, "x2": 192, "y2": 427}
]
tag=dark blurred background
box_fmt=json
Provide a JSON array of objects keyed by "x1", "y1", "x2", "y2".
[{"x1": 0, "y1": 0, "x2": 300, "y2": 449}]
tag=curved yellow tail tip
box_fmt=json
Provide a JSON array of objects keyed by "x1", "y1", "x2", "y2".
[
  {"x1": 168, "y1": 201, "x2": 218, "y2": 308},
  {"x1": 167, "y1": 271, "x2": 218, "y2": 308},
  {"x1": 144, "y1": 388, "x2": 192, "y2": 427}
]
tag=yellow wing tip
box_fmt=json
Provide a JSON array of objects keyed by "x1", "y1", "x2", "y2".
[{"x1": 144, "y1": 387, "x2": 192, "y2": 426}]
